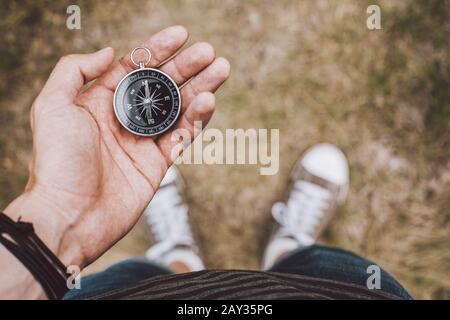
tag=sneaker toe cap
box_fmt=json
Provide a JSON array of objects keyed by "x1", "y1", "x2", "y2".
[{"x1": 301, "y1": 143, "x2": 349, "y2": 187}]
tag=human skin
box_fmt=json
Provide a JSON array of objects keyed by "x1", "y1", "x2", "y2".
[{"x1": 0, "y1": 25, "x2": 230, "y2": 299}]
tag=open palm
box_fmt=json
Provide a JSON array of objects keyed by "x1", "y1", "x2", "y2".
[{"x1": 28, "y1": 26, "x2": 229, "y2": 266}]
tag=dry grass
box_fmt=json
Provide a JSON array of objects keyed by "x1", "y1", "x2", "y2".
[{"x1": 0, "y1": 0, "x2": 448, "y2": 299}]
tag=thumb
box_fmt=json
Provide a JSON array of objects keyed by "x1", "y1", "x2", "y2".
[{"x1": 40, "y1": 47, "x2": 115, "y2": 102}]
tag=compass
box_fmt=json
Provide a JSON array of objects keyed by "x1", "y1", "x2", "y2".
[{"x1": 113, "y1": 47, "x2": 181, "y2": 137}]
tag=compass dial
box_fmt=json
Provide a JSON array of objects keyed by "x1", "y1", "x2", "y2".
[{"x1": 114, "y1": 68, "x2": 181, "y2": 136}]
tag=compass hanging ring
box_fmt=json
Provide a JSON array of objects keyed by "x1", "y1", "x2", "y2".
[
  {"x1": 130, "y1": 47, "x2": 152, "y2": 68},
  {"x1": 113, "y1": 46, "x2": 181, "y2": 137}
]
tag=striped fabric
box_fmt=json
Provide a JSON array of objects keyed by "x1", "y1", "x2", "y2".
[{"x1": 88, "y1": 270, "x2": 401, "y2": 300}]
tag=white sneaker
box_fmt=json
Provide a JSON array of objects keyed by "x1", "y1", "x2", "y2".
[
  {"x1": 262, "y1": 143, "x2": 349, "y2": 270},
  {"x1": 143, "y1": 166, "x2": 204, "y2": 272}
]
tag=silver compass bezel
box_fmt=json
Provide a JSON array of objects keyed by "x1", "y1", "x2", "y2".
[{"x1": 113, "y1": 67, "x2": 181, "y2": 137}]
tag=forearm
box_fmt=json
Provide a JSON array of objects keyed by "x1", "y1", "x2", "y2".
[{"x1": 0, "y1": 191, "x2": 83, "y2": 299}]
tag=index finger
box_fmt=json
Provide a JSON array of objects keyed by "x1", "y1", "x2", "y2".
[{"x1": 95, "y1": 25, "x2": 189, "y2": 92}]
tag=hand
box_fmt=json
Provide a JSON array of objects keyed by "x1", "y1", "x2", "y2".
[{"x1": 3, "y1": 26, "x2": 230, "y2": 274}]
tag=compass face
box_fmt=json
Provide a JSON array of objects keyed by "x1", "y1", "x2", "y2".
[{"x1": 113, "y1": 68, "x2": 181, "y2": 136}]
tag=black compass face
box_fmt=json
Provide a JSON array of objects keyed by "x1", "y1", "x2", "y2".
[{"x1": 114, "y1": 68, "x2": 181, "y2": 136}]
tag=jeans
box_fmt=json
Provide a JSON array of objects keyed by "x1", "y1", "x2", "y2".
[{"x1": 64, "y1": 245, "x2": 412, "y2": 300}]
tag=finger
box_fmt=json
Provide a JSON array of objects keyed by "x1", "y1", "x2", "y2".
[
  {"x1": 179, "y1": 57, "x2": 230, "y2": 113},
  {"x1": 95, "y1": 25, "x2": 189, "y2": 91},
  {"x1": 39, "y1": 47, "x2": 115, "y2": 103},
  {"x1": 157, "y1": 92, "x2": 215, "y2": 163},
  {"x1": 159, "y1": 42, "x2": 215, "y2": 85}
]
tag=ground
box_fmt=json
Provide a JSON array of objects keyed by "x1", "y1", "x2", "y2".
[{"x1": 0, "y1": 0, "x2": 449, "y2": 299}]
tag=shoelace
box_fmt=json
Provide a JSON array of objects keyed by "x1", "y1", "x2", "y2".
[
  {"x1": 145, "y1": 184, "x2": 194, "y2": 259},
  {"x1": 271, "y1": 180, "x2": 332, "y2": 246}
]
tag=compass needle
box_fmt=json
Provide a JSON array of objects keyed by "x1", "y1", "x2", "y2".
[
  {"x1": 146, "y1": 108, "x2": 153, "y2": 125},
  {"x1": 144, "y1": 80, "x2": 151, "y2": 98}
]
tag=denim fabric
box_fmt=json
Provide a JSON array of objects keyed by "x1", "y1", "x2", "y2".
[{"x1": 270, "y1": 245, "x2": 412, "y2": 299}]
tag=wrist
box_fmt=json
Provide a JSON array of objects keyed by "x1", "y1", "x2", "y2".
[{"x1": 3, "y1": 189, "x2": 86, "y2": 269}]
